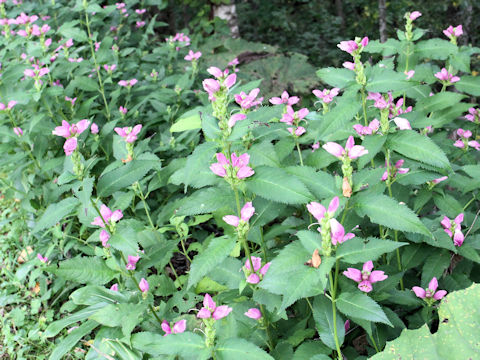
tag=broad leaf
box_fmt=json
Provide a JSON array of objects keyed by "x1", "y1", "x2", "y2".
[
  {"x1": 313, "y1": 296, "x2": 345, "y2": 350},
  {"x1": 46, "y1": 257, "x2": 117, "y2": 285},
  {"x1": 414, "y1": 39, "x2": 457, "y2": 60},
  {"x1": 33, "y1": 197, "x2": 79, "y2": 233},
  {"x1": 455, "y1": 75, "x2": 480, "y2": 96},
  {"x1": 216, "y1": 338, "x2": 274, "y2": 360},
  {"x1": 336, "y1": 292, "x2": 392, "y2": 326},
  {"x1": 336, "y1": 237, "x2": 408, "y2": 264},
  {"x1": 316, "y1": 67, "x2": 355, "y2": 88},
  {"x1": 48, "y1": 320, "x2": 99, "y2": 360}
]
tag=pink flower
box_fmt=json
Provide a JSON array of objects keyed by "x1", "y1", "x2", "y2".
[
  {"x1": 337, "y1": 40, "x2": 358, "y2": 54},
  {"x1": 91, "y1": 204, "x2": 123, "y2": 228},
  {"x1": 228, "y1": 113, "x2": 247, "y2": 128},
  {"x1": 197, "y1": 294, "x2": 232, "y2": 320},
  {"x1": 307, "y1": 196, "x2": 339, "y2": 222},
  {"x1": 269, "y1": 91, "x2": 300, "y2": 106},
  {"x1": 110, "y1": 284, "x2": 118, "y2": 291},
  {"x1": 330, "y1": 218, "x2": 355, "y2": 245},
  {"x1": 162, "y1": 319, "x2": 186, "y2": 336},
  {"x1": 136, "y1": 21, "x2": 146, "y2": 28},
  {"x1": 311, "y1": 142, "x2": 320, "y2": 152},
  {"x1": 367, "y1": 92, "x2": 393, "y2": 110},
  {"x1": 37, "y1": 254, "x2": 48, "y2": 263},
  {"x1": 65, "y1": 96, "x2": 76, "y2": 106},
  {"x1": 118, "y1": 79, "x2": 138, "y2": 87},
  {"x1": 114, "y1": 124, "x2": 142, "y2": 143},
  {"x1": 323, "y1": 136, "x2": 368, "y2": 160},
  {"x1": 223, "y1": 202, "x2": 255, "y2": 228},
  {"x1": 280, "y1": 106, "x2": 309, "y2": 125},
  {"x1": 99, "y1": 230, "x2": 110, "y2": 247},
  {"x1": 244, "y1": 256, "x2": 270, "y2": 284},
  {"x1": 409, "y1": 11, "x2": 422, "y2": 20},
  {"x1": 440, "y1": 213, "x2": 464, "y2": 246},
  {"x1": 202, "y1": 78, "x2": 221, "y2": 99},
  {"x1": 235, "y1": 88, "x2": 263, "y2": 109},
  {"x1": 353, "y1": 119, "x2": 380, "y2": 136},
  {"x1": 405, "y1": 70, "x2": 415, "y2": 80},
  {"x1": 465, "y1": 107, "x2": 479, "y2": 123},
  {"x1": 228, "y1": 58, "x2": 239, "y2": 66},
  {"x1": 119, "y1": 106, "x2": 128, "y2": 114},
  {"x1": 13, "y1": 127, "x2": 23, "y2": 136},
  {"x1": 210, "y1": 152, "x2": 254, "y2": 179},
  {"x1": 393, "y1": 117, "x2": 412, "y2": 130},
  {"x1": 224, "y1": 73, "x2": 236, "y2": 88},
  {"x1": 126, "y1": 255, "x2": 140, "y2": 270},
  {"x1": 381, "y1": 159, "x2": 409, "y2": 181},
  {"x1": 207, "y1": 66, "x2": 225, "y2": 78},
  {"x1": 63, "y1": 137, "x2": 77, "y2": 156},
  {"x1": 313, "y1": 88, "x2": 340, "y2": 104},
  {"x1": 136, "y1": 9, "x2": 147, "y2": 14},
  {"x1": 434, "y1": 68, "x2": 460, "y2": 83},
  {"x1": 443, "y1": 25, "x2": 463, "y2": 39},
  {"x1": 245, "y1": 308, "x2": 262, "y2": 320},
  {"x1": 343, "y1": 61, "x2": 355, "y2": 70},
  {"x1": 52, "y1": 120, "x2": 90, "y2": 138},
  {"x1": 432, "y1": 176, "x2": 448, "y2": 184},
  {"x1": 287, "y1": 126, "x2": 306, "y2": 137},
  {"x1": 139, "y1": 278, "x2": 149, "y2": 292},
  {"x1": 91, "y1": 123, "x2": 99, "y2": 134},
  {"x1": 343, "y1": 261, "x2": 387, "y2": 293},
  {"x1": 184, "y1": 50, "x2": 202, "y2": 61},
  {"x1": 412, "y1": 277, "x2": 447, "y2": 300}
]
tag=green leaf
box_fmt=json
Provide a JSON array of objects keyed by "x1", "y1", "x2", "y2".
[
  {"x1": 316, "y1": 67, "x2": 355, "y2": 88},
  {"x1": 455, "y1": 75, "x2": 480, "y2": 96},
  {"x1": 366, "y1": 68, "x2": 412, "y2": 92},
  {"x1": 364, "y1": 39, "x2": 400, "y2": 56},
  {"x1": 371, "y1": 284, "x2": 480, "y2": 359},
  {"x1": 97, "y1": 160, "x2": 157, "y2": 197},
  {"x1": 216, "y1": 338, "x2": 274, "y2": 360},
  {"x1": 415, "y1": 92, "x2": 466, "y2": 113},
  {"x1": 170, "y1": 106, "x2": 204, "y2": 132},
  {"x1": 336, "y1": 237, "x2": 408, "y2": 264},
  {"x1": 131, "y1": 331, "x2": 209, "y2": 359},
  {"x1": 46, "y1": 257, "x2": 117, "y2": 285},
  {"x1": 58, "y1": 21, "x2": 88, "y2": 42},
  {"x1": 337, "y1": 292, "x2": 392, "y2": 326},
  {"x1": 33, "y1": 197, "x2": 79, "y2": 233},
  {"x1": 90, "y1": 303, "x2": 146, "y2": 337},
  {"x1": 313, "y1": 296, "x2": 344, "y2": 350},
  {"x1": 109, "y1": 225, "x2": 139, "y2": 255},
  {"x1": 48, "y1": 320, "x2": 98, "y2": 360},
  {"x1": 357, "y1": 135, "x2": 387, "y2": 169},
  {"x1": 354, "y1": 192, "x2": 431, "y2": 237},
  {"x1": 260, "y1": 241, "x2": 325, "y2": 311},
  {"x1": 414, "y1": 39, "x2": 458, "y2": 60},
  {"x1": 246, "y1": 166, "x2": 314, "y2": 204},
  {"x1": 249, "y1": 141, "x2": 281, "y2": 167},
  {"x1": 70, "y1": 285, "x2": 127, "y2": 306},
  {"x1": 387, "y1": 130, "x2": 450, "y2": 170},
  {"x1": 421, "y1": 249, "x2": 451, "y2": 287},
  {"x1": 187, "y1": 236, "x2": 235, "y2": 289},
  {"x1": 296, "y1": 230, "x2": 322, "y2": 254},
  {"x1": 71, "y1": 76, "x2": 99, "y2": 92},
  {"x1": 181, "y1": 141, "x2": 218, "y2": 192},
  {"x1": 176, "y1": 187, "x2": 236, "y2": 216},
  {"x1": 285, "y1": 166, "x2": 337, "y2": 200}
]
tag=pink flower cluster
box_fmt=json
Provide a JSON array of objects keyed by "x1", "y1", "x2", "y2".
[
  {"x1": 344, "y1": 261, "x2": 387, "y2": 293},
  {"x1": 165, "y1": 32, "x2": 190, "y2": 50},
  {"x1": 409, "y1": 11, "x2": 422, "y2": 21},
  {"x1": 52, "y1": 119, "x2": 90, "y2": 155},
  {"x1": 381, "y1": 159, "x2": 409, "y2": 181},
  {"x1": 443, "y1": 25, "x2": 463, "y2": 40},
  {"x1": 210, "y1": 152, "x2": 254, "y2": 180},
  {"x1": 24, "y1": 65, "x2": 49, "y2": 78},
  {"x1": 197, "y1": 294, "x2": 232, "y2": 320},
  {"x1": 323, "y1": 136, "x2": 368, "y2": 160},
  {"x1": 280, "y1": 105, "x2": 309, "y2": 137},
  {"x1": 202, "y1": 67, "x2": 236, "y2": 101},
  {"x1": 245, "y1": 308, "x2": 262, "y2": 320},
  {"x1": 465, "y1": 108, "x2": 479, "y2": 123},
  {"x1": 454, "y1": 129, "x2": 480, "y2": 151},
  {"x1": 103, "y1": 64, "x2": 117, "y2": 72},
  {"x1": 184, "y1": 50, "x2": 201, "y2": 61},
  {"x1": 412, "y1": 277, "x2": 447, "y2": 301},
  {"x1": 367, "y1": 92, "x2": 412, "y2": 118},
  {"x1": 118, "y1": 79, "x2": 138, "y2": 87},
  {"x1": 243, "y1": 256, "x2": 271, "y2": 284},
  {"x1": 312, "y1": 88, "x2": 340, "y2": 104},
  {"x1": 353, "y1": 119, "x2": 380, "y2": 136},
  {"x1": 223, "y1": 202, "x2": 255, "y2": 228},
  {"x1": 114, "y1": 124, "x2": 142, "y2": 143},
  {"x1": 337, "y1": 37, "x2": 368, "y2": 54},
  {"x1": 227, "y1": 113, "x2": 246, "y2": 128},
  {"x1": 0, "y1": 100, "x2": 17, "y2": 111},
  {"x1": 235, "y1": 88, "x2": 263, "y2": 110},
  {"x1": 441, "y1": 213, "x2": 465, "y2": 246},
  {"x1": 161, "y1": 319, "x2": 186, "y2": 336},
  {"x1": 13, "y1": 127, "x2": 23, "y2": 136},
  {"x1": 434, "y1": 68, "x2": 460, "y2": 84}
]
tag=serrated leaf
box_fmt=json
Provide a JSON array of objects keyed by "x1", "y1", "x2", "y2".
[
  {"x1": 260, "y1": 241, "x2": 324, "y2": 311},
  {"x1": 366, "y1": 68, "x2": 412, "y2": 92},
  {"x1": 421, "y1": 249, "x2": 451, "y2": 287},
  {"x1": 364, "y1": 39, "x2": 400, "y2": 56},
  {"x1": 177, "y1": 187, "x2": 236, "y2": 216},
  {"x1": 131, "y1": 331, "x2": 209, "y2": 359},
  {"x1": 313, "y1": 296, "x2": 345, "y2": 350},
  {"x1": 70, "y1": 285, "x2": 127, "y2": 305},
  {"x1": 216, "y1": 338, "x2": 274, "y2": 360},
  {"x1": 354, "y1": 192, "x2": 431, "y2": 236},
  {"x1": 414, "y1": 39, "x2": 458, "y2": 60},
  {"x1": 336, "y1": 237, "x2": 407, "y2": 264},
  {"x1": 316, "y1": 67, "x2": 355, "y2": 88},
  {"x1": 71, "y1": 76, "x2": 99, "y2": 91},
  {"x1": 337, "y1": 292, "x2": 392, "y2": 326},
  {"x1": 455, "y1": 75, "x2": 480, "y2": 96},
  {"x1": 372, "y1": 284, "x2": 480, "y2": 359},
  {"x1": 46, "y1": 257, "x2": 117, "y2": 285},
  {"x1": 246, "y1": 166, "x2": 314, "y2": 204},
  {"x1": 48, "y1": 320, "x2": 98, "y2": 360},
  {"x1": 33, "y1": 197, "x2": 79, "y2": 233},
  {"x1": 387, "y1": 130, "x2": 450, "y2": 170},
  {"x1": 415, "y1": 92, "x2": 466, "y2": 113},
  {"x1": 97, "y1": 160, "x2": 157, "y2": 197},
  {"x1": 187, "y1": 236, "x2": 235, "y2": 288},
  {"x1": 285, "y1": 166, "x2": 337, "y2": 200},
  {"x1": 170, "y1": 106, "x2": 204, "y2": 132}
]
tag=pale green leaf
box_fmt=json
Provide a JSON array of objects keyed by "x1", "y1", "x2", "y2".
[
  {"x1": 337, "y1": 292, "x2": 392, "y2": 326},
  {"x1": 33, "y1": 197, "x2": 79, "y2": 233},
  {"x1": 336, "y1": 237, "x2": 408, "y2": 264}
]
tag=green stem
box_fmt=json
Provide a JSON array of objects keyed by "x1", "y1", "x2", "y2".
[
  {"x1": 136, "y1": 182, "x2": 156, "y2": 230},
  {"x1": 361, "y1": 87, "x2": 368, "y2": 126},
  {"x1": 295, "y1": 141, "x2": 304, "y2": 166},
  {"x1": 329, "y1": 259, "x2": 342, "y2": 360},
  {"x1": 233, "y1": 186, "x2": 255, "y2": 275},
  {"x1": 368, "y1": 332, "x2": 380, "y2": 353},
  {"x1": 180, "y1": 237, "x2": 192, "y2": 263}
]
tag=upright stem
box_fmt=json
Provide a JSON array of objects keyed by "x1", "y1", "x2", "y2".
[
  {"x1": 233, "y1": 186, "x2": 255, "y2": 272},
  {"x1": 329, "y1": 259, "x2": 343, "y2": 360},
  {"x1": 296, "y1": 141, "x2": 304, "y2": 166},
  {"x1": 136, "y1": 183, "x2": 155, "y2": 230},
  {"x1": 361, "y1": 87, "x2": 368, "y2": 126}
]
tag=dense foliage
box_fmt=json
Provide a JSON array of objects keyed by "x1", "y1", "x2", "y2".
[{"x1": 1, "y1": 1, "x2": 480, "y2": 359}]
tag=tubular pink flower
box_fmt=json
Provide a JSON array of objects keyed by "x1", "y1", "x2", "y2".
[
  {"x1": 126, "y1": 255, "x2": 140, "y2": 270},
  {"x1": 443, "y1": 25, "x2": 463, "y2": 39},
  {"x1": 328, "y1": 197, "x2": 340, "y2": 214},
  {"x1": 52, "y1": 120, "x2": 72, "y2": 138},
  {"x1": 139, "y1": 278, "x2": 149, "y2": 292},
  {"x1": 393, "y1": 117, "x2": 412, "y2": 130},
  {"x1": 110, "y1": 284, "x2": 118, "y2": 291},
  {"x1": 99, "y1": 230, "x2": 110, "y2": 247},
  {"x1": 213, "y1": 305, "x2": 233, "y2": 320},
  {"x1": 405, "y1": 70, "x2": 415, "y2": 80},
  {"x1": 210, "y1": 163, "x2": 227, "y2": 177},
  {"x1": 246, "y1": 273, "x2": 260, "y2": 284},
  {"x1": 453, "y1": 229, "x2": 464, "y2": 246},
  {"x1": 204, "y1": 294, "x2": 216, "y2": 310},
  {"x1": 330, "y1": 218, "x2": 355, "y2": 245},
  {"x1": 410, "y1": 11, "x2": 422, "y2": 20},
  {"x1": 413, "y1": 277, "x2": 447, "y2": 300},
  {"x1": 202, "y1": 78, "x2": 221, "y2": 95},
  {"x1": 360, "y1": 37, "x2": 369, "y2": 47},
  {"x1": 307, "y1": 202, "x2": 326, "y2": 222},
  {"x1": 172, "y1": 320, "x2": 186, "y2": 334},
  {"x1": 269, "y1": 90, "x2": 299, "y2": 105},
  {"x1": 343, "y1": 268, "x2": 362, "y2": 282},
  {"x1": 434, "y1": 68, "x2": 460, "y2": 83},
  {"x1": 245, "y1": 308, "x2": 262, "y2": 320},
  {"x1": 313, "y1": 88, "x2": 340, "y2": 103},
  {"x1": 312, "y1": 142, "x2": 320, "y2": 151},
  {"x1": 344, "y1": 261, "x2": 387, "y2": 293},
  {"x1": 228, "y1": 113, "x2": 247, "y2": 128},
  {"x1": 337, "y1": 40, "x2": 358, "y2": 54},
  {"x1": 323, "y1": 142, "x2": 344, "y2": 158},
  {"x1": 197, "y1": 308, "x2": 211, "y2": 318},
  {"x1": 91, "y1": 123, "x2": 99, "y2": 134},
  {"x1": 236, "y1": 166, "x2": 254, "y2": 179},
  {"x1": 343, "y1": 61, "x2": 355, "y2": 70},
  {"x1": 223, "y1": 215, "x2": 240, "y2": 227},
  {"x1": 224, "y1": 73, "x2": 236, "y2": 88},
  {"x1": 240, "y1": 202, "x2": 255, "y2": 222},
  {"x1": 432, "y1": 176, "x2": 448, "y2": 184},
  {"x1": 412, "y1": 286, "x2": 426, "y2": 298},
  {"x1": 207, "y1": 67, "x2": 223, "y2": 78},
  {"x1": 245, "y1": 256, "x2": 262, "y2": 272},
  {"x1": 197, "y1": 294, "x2": 232, "y2": 320},
  {"x1": 260, "y1": 262, "x2": 271, "y2": 275},
  {"x1": 37, "y1": 254, "x2": 48, "y2": 263},
  {"x1": 161, "y1": 320, "x2": 171, "y2": 335},
  {"x1": 13, "y1": 127, "x2": 23, "y2": 136},
  {"x1": 63, "y1": 137, "x2": 77, "y2": 156}
]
